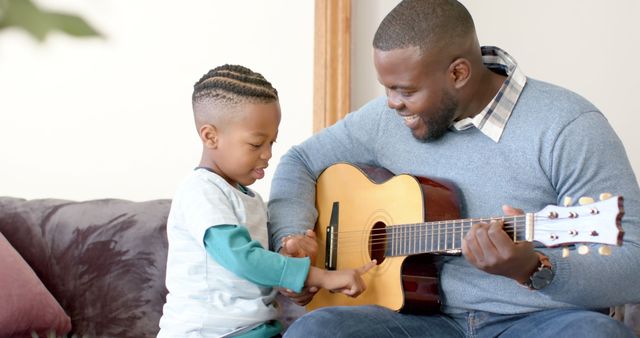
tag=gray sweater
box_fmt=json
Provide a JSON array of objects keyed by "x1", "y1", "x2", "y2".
[{"x1": 268, "y1": 78, "x2": 640, "y2": 314}]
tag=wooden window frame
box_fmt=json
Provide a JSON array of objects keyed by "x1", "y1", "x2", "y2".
[{"x1": 313, "y1": 0, "x2": 351, "y2": 132}]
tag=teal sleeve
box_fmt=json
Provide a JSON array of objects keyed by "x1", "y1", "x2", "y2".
[
  {"x1": 234, "y1": 321, "x2": 282, "y2": 338},
  {"x1": 203, "y1": 225, "x2": 310, "y2": 292}
]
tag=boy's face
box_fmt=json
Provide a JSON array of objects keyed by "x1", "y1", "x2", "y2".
[{"x1": 207, "y1": 101, "x2": 281, "y2": 187}]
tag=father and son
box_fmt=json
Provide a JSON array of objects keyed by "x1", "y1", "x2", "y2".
[{"x1": 158, "y1": 1, "x2": 640, "y2": 337}]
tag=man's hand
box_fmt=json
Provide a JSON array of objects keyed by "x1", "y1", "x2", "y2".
[
  {"x1": 278, "y1": 229, "x2": 319, "y2": 305},
  {"x1": 462, "y1": 205, "x2": 539, "y2": 283},
  {"x1": 279, "y1": 286, "x2": 319, "y2": 306},
  {"x1": 280, "y1": 229, "x2": 318, "y2": 260}
]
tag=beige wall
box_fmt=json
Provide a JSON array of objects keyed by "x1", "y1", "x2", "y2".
[
  {"x1": 0, "y1": 0, "x2": 314, "y2": 201},
  {"x1": 352, "y1": 0, "x2": 640, "y2": 184},
  {"x1": 2, "y1": 1, "x2": 637, "y2": 202}
]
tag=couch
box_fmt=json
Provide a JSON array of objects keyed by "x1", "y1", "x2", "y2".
[
  {"x1": 0, "y1": 197, "x2": 306, "y2": 338},
  {"x1": 1, "y1": 197, "x2": 638, "y2": 337}
]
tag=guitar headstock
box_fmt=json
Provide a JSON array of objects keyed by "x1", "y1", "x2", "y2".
[{"x1": 532, "y1": 195, "x2": 624, "y2": 251}]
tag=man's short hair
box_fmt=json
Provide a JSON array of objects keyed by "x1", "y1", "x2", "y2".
[{"x1": 373, "y1": 0, "x2": 475, "y2": 54}]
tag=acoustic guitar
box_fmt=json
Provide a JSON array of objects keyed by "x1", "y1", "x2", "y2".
[{"x1": 306, "y1": 163, "x2": 624, "y2": 313}]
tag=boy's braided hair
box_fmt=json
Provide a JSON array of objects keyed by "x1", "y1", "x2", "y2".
[{"x1": 192, "y1": 64, "x2": 278, "y2": 105}]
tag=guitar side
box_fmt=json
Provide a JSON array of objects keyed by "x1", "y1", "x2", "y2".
[{"x1": 307, "y1": 163, "x2": 460, "y2": 312}]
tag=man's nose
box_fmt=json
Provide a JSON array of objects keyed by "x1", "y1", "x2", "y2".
[{"x1": 386, "y1": 90, "x2": 404, "y2": 110}]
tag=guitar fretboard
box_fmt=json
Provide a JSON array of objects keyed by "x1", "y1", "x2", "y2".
[{"x1": 385, "y1": 216, "x2": 529, "y2": 256}]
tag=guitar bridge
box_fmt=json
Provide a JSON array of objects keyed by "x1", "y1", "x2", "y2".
[{"x1": 325, "y1": 201, "x2": 339, "y2": 270}]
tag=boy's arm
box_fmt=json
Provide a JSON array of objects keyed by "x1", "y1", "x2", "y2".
[
  {"x1": 205, "y1": 225, "x2": 376, "y2": 297},
  {"x1": 204, "y1": 224, "x2": 310, "y2": 293}
]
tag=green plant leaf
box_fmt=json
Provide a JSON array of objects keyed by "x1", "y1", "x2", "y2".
[
  {"x1": 0, "y1": 0, "x2": 101, "y2": 41},
  {"x1": 48, "y1": 12, "x2": 101, "y2": 37}
]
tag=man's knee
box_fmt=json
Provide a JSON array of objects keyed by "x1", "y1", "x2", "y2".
[
  {"x1": 284, "y1": 308, "x2": 344, "y2": 337},
  {"x1": 552, "y1": 311, "x2": 635, "y2": 338}
]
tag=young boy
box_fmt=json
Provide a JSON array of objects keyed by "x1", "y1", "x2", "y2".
[{"x1": 158, "y1": 65, "x2": 375, "y2": 338}]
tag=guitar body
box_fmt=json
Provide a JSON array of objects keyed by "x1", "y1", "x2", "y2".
[{"x1": 307, "y1": 163, "x2": 460, "y2": 313}]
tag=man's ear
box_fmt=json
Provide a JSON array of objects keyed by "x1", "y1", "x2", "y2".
[
  {"x1": 199, "y1": 124, "x2": 218, "y2": 148},
  {"x1": 448, "y1": 58, "x2": 471, "y2": 89}
]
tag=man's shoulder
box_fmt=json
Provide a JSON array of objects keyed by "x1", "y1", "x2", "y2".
[
  {"x1": 519, "y1": 78, "x2": 599, "y2": 115},
  {"x1": 504, "y1": 78, "x2": 606, "y2": 143}
]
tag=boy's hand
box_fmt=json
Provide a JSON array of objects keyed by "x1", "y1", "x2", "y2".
[
  {"x1": 316, "y1": 260, "x2": 377, "y2": 298},
  {"x1": 280, "y1": 229, "x2": 318, "y2": 260}
]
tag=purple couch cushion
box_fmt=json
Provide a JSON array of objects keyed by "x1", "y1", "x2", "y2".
[{"x1": 0, "y1": 197, "x2": 170, "y2": 338}]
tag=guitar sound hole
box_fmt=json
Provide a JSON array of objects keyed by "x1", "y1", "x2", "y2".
[{"x1": 369, "y1": 221, "x2": 387, "y2": 264}]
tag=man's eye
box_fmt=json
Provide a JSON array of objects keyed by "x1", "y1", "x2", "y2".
[{"x1": 249, "y1": 143, "x2": 261, "y2": 148}]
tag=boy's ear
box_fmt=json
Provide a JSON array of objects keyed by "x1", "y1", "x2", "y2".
[{"x1": 199, "y1": 124, "x2": 218, "y2": 148}]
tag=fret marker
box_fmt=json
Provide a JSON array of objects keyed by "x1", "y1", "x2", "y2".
[
  {"x1": 599, "y1": 193, "x2": 612, "y2": 201},
  {"x1": 578, "y1": 245, "x2": 589, "y2": 255},
  {"x1": 578, "y1": 196, "x2": 595, "y2": 205},
  {"x1": 598, "y1": 245, "x2": 612, "y2": 256}
]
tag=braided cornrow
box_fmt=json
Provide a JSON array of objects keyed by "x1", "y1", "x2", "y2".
[{"x1": 192, "y1": 64, "x2": 278, "y2": 105}]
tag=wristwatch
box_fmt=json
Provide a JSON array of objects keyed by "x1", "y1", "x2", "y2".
[{"x1": 521, "y1": 251, "x2": 554, "y2": 290}]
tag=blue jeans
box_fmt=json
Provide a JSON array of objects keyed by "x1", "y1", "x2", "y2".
[{"x1": 283, "y1": 306, "x2": 635, "y2": 338}]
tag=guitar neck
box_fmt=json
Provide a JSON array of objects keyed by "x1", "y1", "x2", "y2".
[{"x1": 385, "y1": 215, "x2": 530, "y2": 256}]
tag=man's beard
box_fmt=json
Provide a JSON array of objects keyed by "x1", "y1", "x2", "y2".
[{"x1": 415, "y1": 90, "x2": 458, "y2": 142}]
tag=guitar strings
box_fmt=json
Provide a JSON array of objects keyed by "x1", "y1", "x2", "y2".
[
  {"x1": 336, "y1": 222, "x2": 534, "y2": 247},
  {"x1": 332, "y1": 226, "x2": 516, "y2": 253},
  {"x1": 330, "y1": 213, "x2": 576, "y2": 240},
  {"x1": 331, "y1": 219, "x2": 526, "y2": 245},
  {"x1": 331, "y1": 215, "x2": 526, "y2": 236},
  {"x1": 337, "y1": 221, "x2": 524, "y2": 242},
  {"x1": 334, "y1": 231, "x2": 504, "y2": 253},
  {"x1": 333, "y1": 228, "x2": 526, "y2": 255},
  {"x1": 328, "y1": 215, "x2": 578, "y2": 252}
]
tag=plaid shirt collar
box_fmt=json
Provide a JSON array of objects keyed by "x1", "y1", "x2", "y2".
[{"x1": 451, "y1": 46, "x2": 527, "y2": 142}]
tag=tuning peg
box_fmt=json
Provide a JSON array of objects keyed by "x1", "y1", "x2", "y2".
[
  {"x1": 578, "y1": 197, "x2": 595, "y2": 205},
  {"x1": 562, "y1": 247, "x2": 570, "y2": 258},
  {"x1": 599, "y1": 193, "x2": 613, "y2": 201},
  {"x1": 598, "y1": 245, "x2": 612, "y2": 256},
  {"x1": 578, "y1": 245, "x2": 590, "y2": 255},
  {"x1": 563, "y1": 196, "x2": 573, "y2": 207}
]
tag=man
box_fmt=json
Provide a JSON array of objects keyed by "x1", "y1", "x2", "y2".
[{"x1": 269, "y1": 0, "x2": 639, "y2": 336}]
